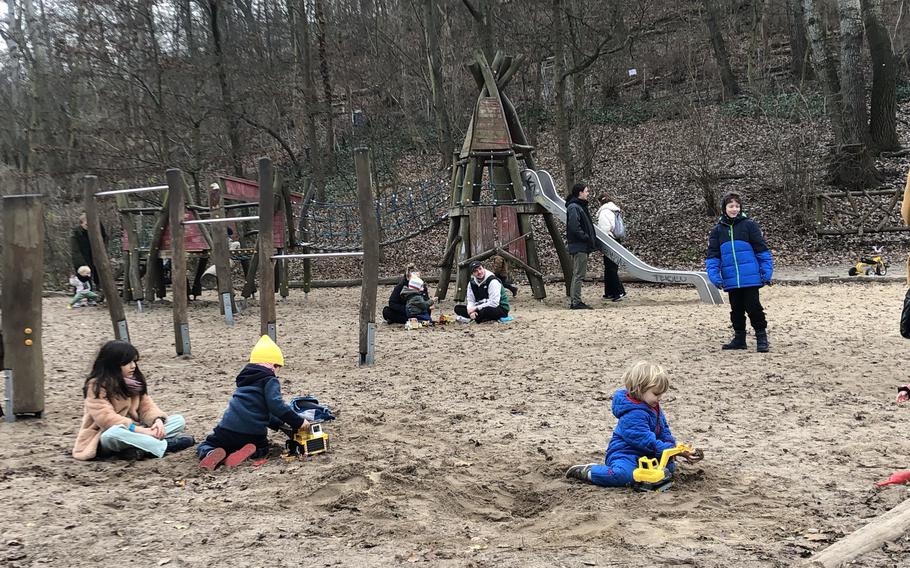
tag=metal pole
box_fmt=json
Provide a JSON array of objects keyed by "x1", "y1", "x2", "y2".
[
  {"x1": 183, "y1": 216, "x2": 259, "y2": 225},
  {"x1": 4, "y1": 370, "x2": 14, "y2": 422},
  {"x1": 272, "y1": 252, "x2": 364, "y2": 259},
  {"x1": 95, "y1": 185, "x2": 168, "y2": 197}
]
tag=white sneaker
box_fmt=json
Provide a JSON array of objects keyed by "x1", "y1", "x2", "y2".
[{"x1": 455, "y1": 315, "x2": 471, "y2": 323}]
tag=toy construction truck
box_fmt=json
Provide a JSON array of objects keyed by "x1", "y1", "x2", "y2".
[
  {"x1": 286, "y1": 421, "x2": 330, "y2": 457},
  {"x1": 632, "y1": 443, "x2": 697, "y2": 492}
]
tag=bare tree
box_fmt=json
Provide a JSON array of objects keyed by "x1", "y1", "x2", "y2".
[
  {"x1": 206, "y1": 0, "x2": 244, "y2": 177},
  {"x1": 702, "y1": 0, "x2": 740, "y2": 100},
  {"x1": 422, "y1": 0, "x2": 454, "y2": 168},
  {"x1": 862, "y1": 0, "x2": 900, "y2": 152}
]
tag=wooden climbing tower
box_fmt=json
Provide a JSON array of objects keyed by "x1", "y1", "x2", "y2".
[{"x1": 436, "y1": 50, "x2": 573, "y2": 302}]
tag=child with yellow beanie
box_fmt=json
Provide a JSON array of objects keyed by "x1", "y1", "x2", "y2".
[{"x1": 198, "y1": 335, "x2": 310, "y2": 470}]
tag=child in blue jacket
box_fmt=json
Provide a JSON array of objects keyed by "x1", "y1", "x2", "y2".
[
  {"x1": 197, "y1": 335, "x2": 309, "y2": 470},
  {"x1": 565, "y1": 361, "x2": 699, "y2": 487},
  {"x1": 706, "y1": 192, "x2": 774, "y2": 352}
]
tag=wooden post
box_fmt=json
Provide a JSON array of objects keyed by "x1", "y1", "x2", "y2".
[
  {"x1": 1, "y1": 194, "x2": 45, "y2": 417},
  {"x1": 804, "y1": 497, "x2": 910, "y2": 567},
  {"x1": 258, "y1": 157, "x2": 277, "y2": 341},
  {"x1": 143, "y1": 190, "x2": 170, "y2": 300},
  {"x1": 115, "y1": 193, "x2": 144, "y2": 308},
  {"x1": 207, "y1": 182, "x2": 236, "y2": 324},
  {"x1": 355, "y1": 147, "x2": 380, "y2": 365},
  {"x1": 83, "y1": 176, "x2": 130, "y2": 341},
  {"x1": 166, "y1": 169, "x2": 191, "y2": 356}
]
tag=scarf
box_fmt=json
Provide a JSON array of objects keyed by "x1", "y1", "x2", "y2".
[{"x1": 124, "y1": 377, "x2": 144, "y2": 395}]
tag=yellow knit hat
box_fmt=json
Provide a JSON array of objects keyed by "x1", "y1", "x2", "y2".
[{"x1": 249, "y1": 335, "x2": 284, "y2": 366}]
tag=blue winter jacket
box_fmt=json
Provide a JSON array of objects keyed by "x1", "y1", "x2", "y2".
[
  {"x1": 217, "y1": 364, "x2": 305, "y2": 436},
  {"x1": 705, "y1": 214, "x2": 773, "y2": 290},
  {"x1": 605, "y1": 389, "x2": 677, "y2": 463}
]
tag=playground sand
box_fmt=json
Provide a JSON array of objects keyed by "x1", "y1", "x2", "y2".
[{"x1": 3, "y1": 281, "x2": 910, "y2": 567}]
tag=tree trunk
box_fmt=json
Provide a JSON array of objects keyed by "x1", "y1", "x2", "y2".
[
  {"x1": 802, "y1": 0, "x2": 845, "y2": 145},
  {"x1": 702, "y1": 0, "x2": 740, "y2": 100},
  {"x1": 294, "y1": 0, "x2": 326, "y2": 200},
  {"x1": 837, "y1": 0, "x2": 878, "y2": 186},
  {"x1": 552, "y1": 0, "x2": 576, "y2": 191},
  {"x1": 786, "y1": 0, "x2": 813, "y2": 81},
  {"x1": 207, "y1": 0, "x2": 244, "y2": 177},
  {"x1": 423, "y1": 0, "x2": 454, "y2": 168},
  {"x1": 568, "y1": 0, "x2": 594, "y2": 179},
  {"x1": 862, "y1": 0, "x2": 900, "y2": 152},
  {"x1": 314, "y1": 0, "x2": 335, "y2": 161},
  {"x1": 463, "y1": 0, "x2": 495, "y2": 62}
]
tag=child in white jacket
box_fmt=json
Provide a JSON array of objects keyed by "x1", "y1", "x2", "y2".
[
  {"x1": 595, "y1": 194, "x2": 627, "y2": 302},
  {"x1": 69, "y1": 265, "x2": 101, "y2": 308}
]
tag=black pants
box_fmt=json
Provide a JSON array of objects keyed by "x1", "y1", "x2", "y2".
[
  {"x1": 382, "y1": 305, "x2": 408, "y2": 324},
  {"x1": 727, "y1": 286, "x2": 767, "y2": 331},
  {"x1": 197, "y1": 425, "x2": 270, "y2": 459},
  {"x1": 455, "y1": 304, "x2": 508, "y2": 323},
  {"x1": 603, "y1": 256, "x2": 625, "y2": 298}
]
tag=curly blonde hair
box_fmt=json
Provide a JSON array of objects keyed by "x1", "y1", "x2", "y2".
[
  {"x1": 489, "y1": 255, "x2": 509, "y2": 278},
  {"x1": 622, "y1": 360, "x2": 669, "y2": 400}
]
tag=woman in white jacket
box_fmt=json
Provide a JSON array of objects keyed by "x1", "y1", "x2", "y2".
[{"x1": 595, "y1": 193, "x2": 627, "y2": 301}]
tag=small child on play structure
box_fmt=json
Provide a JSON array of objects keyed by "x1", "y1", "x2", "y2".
[
  {"x1": 399, "y1": 272, "x2": 436, "y2": 322},
  {"x1": 197, "y1": 335, "x2": 310, "y2": 470},
  {"x1": 490, "y1": 255, "x2": 518, "y2": 296},
  {"x1": 706, "y1": 191, "x2": 774, "y2": 352},
  {"x1": 68, "y1": 265, "x2": 101, "y2": 308},
  {"x1": 565, "y1": 360, "x2": 701, "y2": 487}
]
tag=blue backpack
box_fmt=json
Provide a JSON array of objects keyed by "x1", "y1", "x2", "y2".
[{"x1": 290, "y1": 396, "x2": 336, "y2": 422}]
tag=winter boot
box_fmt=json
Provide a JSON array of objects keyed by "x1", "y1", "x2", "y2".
[
  {"x1": 755, "y1": 329, "x2": 769, "y2": 353},
  {"x1": 721, "y1": 330, "x2": 747, "y2": 350}
]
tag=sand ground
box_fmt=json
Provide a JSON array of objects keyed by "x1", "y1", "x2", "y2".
[{"x1": 3, "y1": 280, "x2": 910, "y2": 567}]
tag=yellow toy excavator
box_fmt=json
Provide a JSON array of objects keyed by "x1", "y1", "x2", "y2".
[{"x1": 632, "y1": 444, "x2": 703, "y2": 492}]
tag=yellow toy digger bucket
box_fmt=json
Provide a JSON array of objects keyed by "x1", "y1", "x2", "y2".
[{"x1": 632, "y1": 443, "x2": 692, "y2": 483}]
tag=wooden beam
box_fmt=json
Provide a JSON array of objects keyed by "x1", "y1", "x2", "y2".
[
  {"x1": 355, "y1": 148, "x2": 380, "y2": 365},
  {"x1": 1, "y1": 194, "x2": 44, "y2": 415},
  {"x1": 207, "y1": 182, "x2": 236, "y2": 323},
  {"x1": 116, "y1": 193, "x2": 144, "y2": 304},
  {"x1": 84, "y1": 176, "x2": 130, "y2": 341},
  {"x1": 805, "y1": 497, "x2": 910, "y2": 567},
  {"x1": 258, "y1": 157, "x2": 277, "y2": 341},
  {"x1": 166, "y1": 169, "x2": 190, "y2": 356},
  {"x1": 495, "y1": 247, "x2": 542, "y2": 278}
]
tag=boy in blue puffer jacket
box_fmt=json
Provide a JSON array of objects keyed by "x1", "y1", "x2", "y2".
[
  {"x1": 706, "y1": 192, "x2": 774, "y2": 352},
  {"x1": 197, "y1": 335, "x2": 309, "y2": 470},
  {"x1": 565, "y1": 361, "x2": 700, "y2": 487}
]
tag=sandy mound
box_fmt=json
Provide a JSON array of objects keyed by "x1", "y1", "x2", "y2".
[{"x1": 2, "y1": 281, "x2": 910, "y2": 567}]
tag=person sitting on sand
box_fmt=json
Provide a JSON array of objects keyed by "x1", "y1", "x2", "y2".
[
  {"x1": 197, "y1": 335, "x2": 310, "y2": 470},
  {"x1": 72, "y1": 341, "x2": 195, "y2": 461},
  {"x1": 565, "y1": 361, "x2": 701, "y2": 487},
  {"x1": 454, "y1": 260, "x2": 510, "y2": 323},
  {"x1": 400, "y1": 272, "x2": 435, "y2": 322},
  {"x1": 383, "y1": 264, "x2": 419, "y2": 324},
  {"x1": 490, "y1": 255, "x2": 518, "y2": 297}
]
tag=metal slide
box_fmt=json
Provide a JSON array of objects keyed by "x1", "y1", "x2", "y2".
[{"x1": 524, "y1": 169, "x2": 724, "y2": 305}]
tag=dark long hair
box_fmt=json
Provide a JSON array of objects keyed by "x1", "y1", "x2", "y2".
[
  {"x1": 83, "y1": 340, "x2": 147, "y2": 400},
  {"x1": 566, "y1": 182, "x2": 588, "y2": 202}
]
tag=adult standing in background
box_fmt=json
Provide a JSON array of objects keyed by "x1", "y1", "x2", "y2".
[
  {"x1": 565, "y1": 183, "x2": 596, "y2": 310},
  {"x1": 71, "y1": 212, "x2": 107, "y2": 291},
  {"x1": 595, "y1": 193, "x2": 627, "y2": 302}
]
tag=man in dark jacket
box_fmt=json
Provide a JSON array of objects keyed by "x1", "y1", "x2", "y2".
[{"x1": 565, "y1": 183, "x2": 597, "y2": 309}]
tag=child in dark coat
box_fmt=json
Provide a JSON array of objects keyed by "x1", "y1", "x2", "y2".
[
  {"x1": 565, "y1": 361, "x2": 700, "y2": 487},
  {"x1": 399, "y1": 273, "x2": 435, "y2": 322},
  {"x1": 706, "y1": 192, "x2": 774, "y2": 352},
  {"x1": 197, "y1": 335, "x2": 309, "y2": 470}
]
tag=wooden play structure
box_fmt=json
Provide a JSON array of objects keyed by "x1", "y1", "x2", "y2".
[
  {"x1": 83, "y1": 154, "x2": 379, "y2": 363},
  {"x1": 437, "y1": 50, "x2": 573, "y2": 302},
  {"x1": 1, "y1": 194, "x2": 45, "y2": 420}
]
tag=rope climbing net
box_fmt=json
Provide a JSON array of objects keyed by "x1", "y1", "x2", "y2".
[{"x1": 301, "y1": 171, "x2": 451, "y2": 252}]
